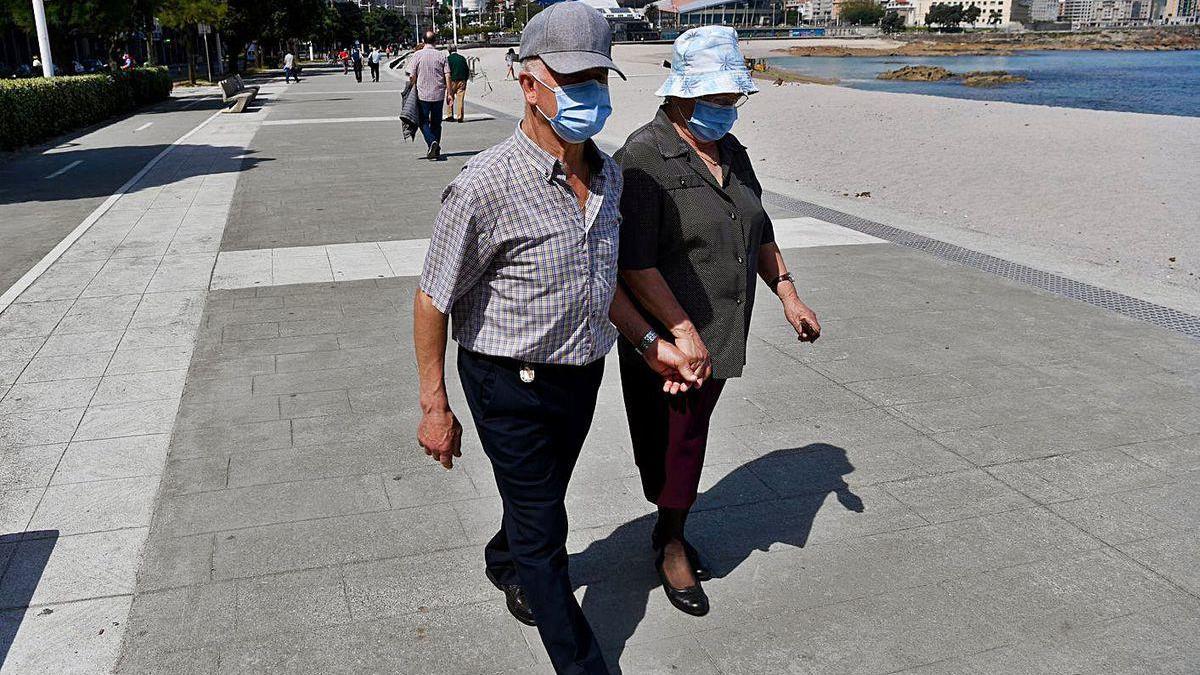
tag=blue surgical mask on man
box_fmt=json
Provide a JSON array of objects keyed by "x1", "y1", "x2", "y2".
[
  {"x1": 532, "y1": 74, "x2": 612, "y2": 144},
  {"x1": 686, "y1": 100, "x2": 738, "y2": 143}
]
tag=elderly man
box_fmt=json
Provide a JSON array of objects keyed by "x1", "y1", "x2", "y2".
[
  {"x1": 413, "y1": 3, "x2": 697, "y2": 673},
  {"x1": 408, "y1": 31, "x2": 451, "y2": 159}
]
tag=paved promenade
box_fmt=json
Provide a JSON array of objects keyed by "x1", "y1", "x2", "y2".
[{"x1": 1, "y1": 65, "x2": 1198, "y2": 674}]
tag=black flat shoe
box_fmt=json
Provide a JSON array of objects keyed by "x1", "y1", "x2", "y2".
[
  {"x1": 651, "y1": 530, "x2": 712, "y2": 582},
  {"x1": 486, "y1": 568, "x2": 536, "y2": 626},
  {"x1": 656, "y1": 551, "x2": 709, "y2": 617},
  {"x1": 683, "y1": 540, "x2": 713, "y2": 582}
]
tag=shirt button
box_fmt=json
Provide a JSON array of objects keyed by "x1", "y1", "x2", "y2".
[
  {"x1": 737, "y1": 256, "x2": 744, "y2": 264},
  {"x1": 730, "y1": 213, "x2": 737, "y2": 220},
  {"x1": 736, "y1": 298, "x2": 743, "y2": 305}
]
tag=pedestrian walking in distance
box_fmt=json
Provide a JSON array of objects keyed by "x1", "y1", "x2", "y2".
[
  {"x1": 339, "y1": 48, "x2": 349, "y2": 74},
  {"x1": 504, "y1": 47, "x2": 517, "y2": 80},
  {"x1": 350, "y1": 44, "x2": 364, "y2": 83},
  {"x1": 615, "y1": 26, "x2": 821, "y2": 618},
  {"x1": 413, "y1": 3, "x2": 699, "y2": 672},
  {"x1": 445, "y1": 45, "x2": 469, "y2": 123},
  {"x1": 407, "y1": 32, "x2": 451, "y2": 160},
  {"x1": 283, "y1": 50, "x2": 300, "y2": 83},
  {"x1": 368, "y1": 45, "x2": 382, "y2": 82}
]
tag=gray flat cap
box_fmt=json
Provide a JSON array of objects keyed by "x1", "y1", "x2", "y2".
[{"x1": 519, "y1": 1, "x2": 626, "y2": 80}]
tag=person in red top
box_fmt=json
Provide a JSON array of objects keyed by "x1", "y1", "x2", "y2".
[{"x1": 338, "y1": 48, "x2": 349, "y2": 74}]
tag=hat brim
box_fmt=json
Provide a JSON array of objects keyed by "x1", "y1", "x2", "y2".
[
  {"x1": 537, "y1": 50, "x2": 627, "y2": 81},
  {"x1": 655, "y1": 70, "x2": 759, "y2": 98}
]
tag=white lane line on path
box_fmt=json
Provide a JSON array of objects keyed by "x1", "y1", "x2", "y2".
[
  {"x1": 209, "y1": 220, "x2": 883, "y2": 291},
  {"x1": 286, "y1": 89, "x2": 405, "y2": 95},
  {"x1": 134, "y1": 122, "x2": 154, "y2": 132},
  {"x1": 212, "y1": 239, "x2": 430, "y2": 289},
  {"x1": 261, "y1": 113, "x2": 495, "y2": 126},
  {"x1": 0, "y1": 109, "x2": 224, "y2": 314},
  {"x1": 43, "y1": 160, "x2": 83, "y2": 179}
]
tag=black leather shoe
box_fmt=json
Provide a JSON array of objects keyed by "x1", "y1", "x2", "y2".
[
  {"x1": 683, "y1": 540, "x2": 713, "y2": 582},
  {"x1": 656, "y1": 551, "x2": 709, "y2": 617},
  {"x1": 486, "y1": 569, "x2": 536, "y2": 626}
]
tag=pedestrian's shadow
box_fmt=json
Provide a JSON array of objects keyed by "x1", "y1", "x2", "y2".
[
  {"x1": 0, "y1": 530, "x2": 60, "y2": 669},
  {"x1": 569, "y1": 444, "x2": 863, "y2": 671}
]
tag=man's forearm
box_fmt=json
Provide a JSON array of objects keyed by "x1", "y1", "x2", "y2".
[
  {"x1": 413, "y1": 289, "x2": 451, "y2": 412},
  {"x1": 609, "y1": 284, "x2": 654, "y2": 344}
]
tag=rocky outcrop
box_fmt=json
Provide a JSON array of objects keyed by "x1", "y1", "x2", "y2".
[
  {"x1": 877, "y1": 65, "x2": 955, "y2": 81},
  {"x1": 961, "y1": 70, "x2": 1028, "y2": 86}
]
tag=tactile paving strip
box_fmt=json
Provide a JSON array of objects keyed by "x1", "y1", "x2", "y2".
[{"x1": 763, "y1": 192, "x2": 1200, "y2": 340}]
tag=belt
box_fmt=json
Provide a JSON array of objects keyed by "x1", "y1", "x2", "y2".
[{"x1": 461, "y1": 348, "x2": 603, "y2": 381}]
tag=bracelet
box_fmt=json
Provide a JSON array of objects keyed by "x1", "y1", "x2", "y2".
[
  {"x1": 768, "y1": 273, "x2": 795, "y2": 293},
  {"x1": 634, "y1": 328, "x2": 659, "y2": 355}
]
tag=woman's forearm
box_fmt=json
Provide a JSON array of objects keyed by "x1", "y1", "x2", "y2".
[
  {"x1": 620, "y1": 268, "x2": 697, "y2": 337},
  {"x1": 757, "y1": 242, "x2": 799, "y2": 301}
]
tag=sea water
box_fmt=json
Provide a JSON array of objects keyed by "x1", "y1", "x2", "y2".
[{"x1": 769, "y1": 49, "x2": 1200, "y2": 117}]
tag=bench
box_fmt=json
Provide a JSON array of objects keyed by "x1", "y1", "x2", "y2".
[{"x1": 219, "y1": 75, "x2": 259, "y2": 113}]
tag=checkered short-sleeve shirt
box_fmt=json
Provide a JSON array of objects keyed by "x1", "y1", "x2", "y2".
[{"x1": 420, "y1": 125, "x2": 622, "y2": 366}]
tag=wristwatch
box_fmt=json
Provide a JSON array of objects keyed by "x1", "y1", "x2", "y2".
[
  {"x1": 634, "y1": 329, "x2": 659, "y2": 355},
  {"x1": 768, "y1": 272, "x2": 795, "y2": 293}
]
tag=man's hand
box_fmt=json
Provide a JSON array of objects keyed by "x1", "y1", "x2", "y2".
[
  {"x1": 671, "y1": 327, "x2": 712, "y2": 386},
  {"x1": 418, "y1": 407, "x2": 463, "y2": 469},
  {"x1": 783, "y1": 297, "x2": 821, "y2": 343},
  {"x1": 642, "y1": 338, "x2": 701, "y2": 395}
]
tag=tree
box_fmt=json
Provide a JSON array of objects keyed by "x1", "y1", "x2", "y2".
[
  {"x1": 881, "y1": 9, "x2": 905, "y2": 31},
  {"x1": 643, "y1": 4, "x2": 659, "y2": 26},
  {"x1": 159, "y1": 0, "x2": 226, "y2": 84},
  {"x1": 363, "y1": 7, "x2": 409, "y2": 48},
  {"x1": 987, "y1": 7, "x2": 1002, "y2": 23},
  {"x1": 1, "y1": 0, "x2": 140, "y2": 68},
  {"x1": 838, "y1": 0, "x2": 885, "y2": 24},
  {"x1": 924, "y1": 2, "x2": 964, "y2": 28},
  {"x1": 963, "y1": 3, "x2": 981, "y2": 24}
]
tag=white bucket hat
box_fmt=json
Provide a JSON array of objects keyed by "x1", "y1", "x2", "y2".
[{"x1": 655, "y1": 26, "x2": 759, "y2": 99}]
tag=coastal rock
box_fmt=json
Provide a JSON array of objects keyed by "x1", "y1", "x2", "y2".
[
  {"x1": 877, "y1": 65, "x2": 955, "y2": 81},
  {"x1": 961, "y1": 71, "x2": 1028, "y2": 87}
]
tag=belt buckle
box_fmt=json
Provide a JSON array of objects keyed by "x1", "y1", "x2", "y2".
[{"x1": 519, "y1": 364, "x2": 536, "y2": 384}]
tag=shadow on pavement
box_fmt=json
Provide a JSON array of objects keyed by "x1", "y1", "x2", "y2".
[
  {"x1": 0, "y1": 530, "x2": 59, "y2": 669},
  {"x1": 571, "y1": 444, "x2": 864, "y2": 671},
  {"x1": 0, "y1": 146, "x2": 272, "y2": 206}
]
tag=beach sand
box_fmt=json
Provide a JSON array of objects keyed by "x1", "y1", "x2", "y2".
[{"x1": 456, "y1": 41, "x2": 1200, "y2": 315}]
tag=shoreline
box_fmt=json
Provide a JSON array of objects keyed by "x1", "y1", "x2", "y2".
[{"x1": 777, "y1": 27, "x2": 1200, "y2": 58}]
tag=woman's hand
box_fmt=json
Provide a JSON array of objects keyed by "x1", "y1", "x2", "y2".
[
  {"x1": 783, "y1": 297, "x2": 821, "y2": 342},
  {"x1": 642, "y1": 339, "x2": 701, "y2": 395},
  {"x1": 672, "y1": 326, "x2": 712, "y2": 386}
]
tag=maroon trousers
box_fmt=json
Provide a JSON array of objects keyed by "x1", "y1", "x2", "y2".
[{"x1": 618, "y1": 342, "x2": 726, "y2": 510}]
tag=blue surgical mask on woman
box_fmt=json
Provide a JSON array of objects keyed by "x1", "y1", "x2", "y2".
[
  {"x1": 686, "y1": 100, "x2": 738, "y2": 143},
  {"x1": 531, "y1": 74, "x2": 612, "y2": 144}
]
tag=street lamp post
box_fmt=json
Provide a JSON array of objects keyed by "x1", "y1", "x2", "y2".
[{"x1": 31, "y1": 0, "x2": 54, "y2": 77}]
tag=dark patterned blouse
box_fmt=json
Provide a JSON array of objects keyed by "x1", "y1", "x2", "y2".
[{"x1": 615, "y1": 105, "x2": 775, "y2": 380}]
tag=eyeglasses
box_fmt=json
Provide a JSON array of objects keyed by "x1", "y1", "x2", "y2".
[{"x1": 701, "y1": 94, "x2": 749, "y2": 108}]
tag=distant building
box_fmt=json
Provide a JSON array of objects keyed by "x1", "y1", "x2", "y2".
[
  {"x1": 579, "y1": 0, "x2": 659, "y2": 38},
  {"x1": 1030, "y1": 0, "x2": 1061, "y2": 19},
  {"x1": 662, "y1": 0, "x2": 781, "y2": 26},
  {"x1": 1061, "y1": 0, "x2": 1095, "y2": 21},
  {"x1": 1162, "y1": 0, "x2": 1200, "y2": 20},
  {"x1": 907, "y1": 0, "x2": 1021, "y2": 25}
]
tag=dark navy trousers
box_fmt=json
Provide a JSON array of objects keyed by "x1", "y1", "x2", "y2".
[{"x1": 457, "y1": 348, "x2": 609, "y2": 675}]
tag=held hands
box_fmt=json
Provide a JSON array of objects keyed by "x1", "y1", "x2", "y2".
[
  {"x1": 671, "y1": 326, "x2": 712, "y2": 386},
  {"x1": 417, "y1": 406, "x2": 463, "y2": 469},
  {"x1": 642, "y1": 338, "x2": 702, "y2": 395}
]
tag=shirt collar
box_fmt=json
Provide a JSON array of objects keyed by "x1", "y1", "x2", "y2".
[{"x1": 512, "y1": 123, "x2": 605, "y2": 184}]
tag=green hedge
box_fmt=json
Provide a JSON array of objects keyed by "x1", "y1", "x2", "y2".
[{"x1": 0, "y1": 67, "x2": 173, "y2": 151}]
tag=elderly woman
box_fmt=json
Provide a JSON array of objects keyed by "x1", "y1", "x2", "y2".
[{"x1": 615, "y1": 26, "x2": 821, "y2": 616}]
